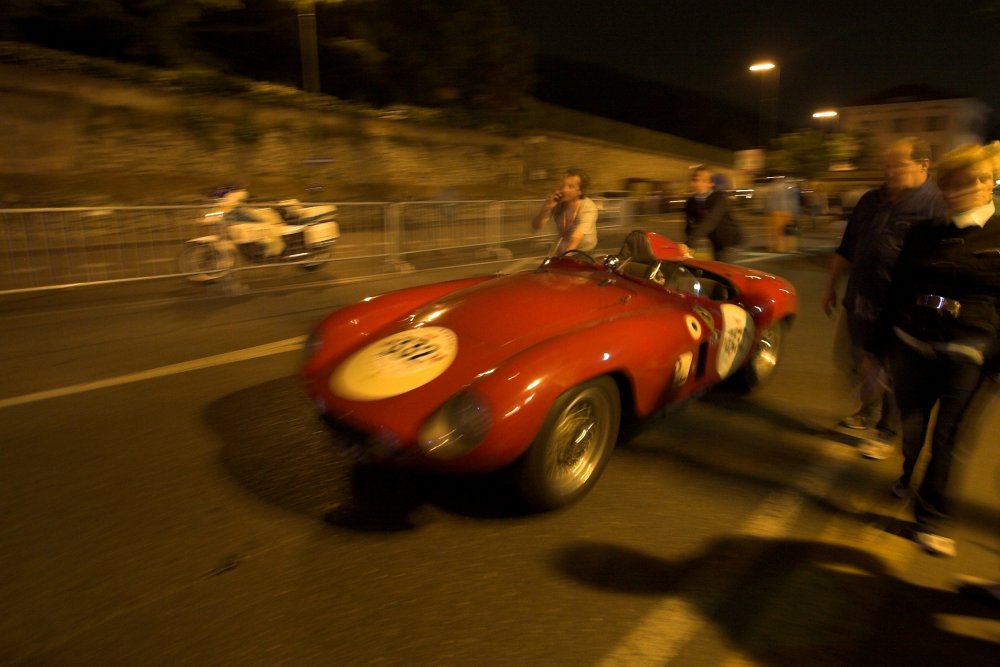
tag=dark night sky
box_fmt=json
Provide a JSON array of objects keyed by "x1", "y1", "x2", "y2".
[{"x1": 505, "y1": 0, "x2": 999, "y2": 130}]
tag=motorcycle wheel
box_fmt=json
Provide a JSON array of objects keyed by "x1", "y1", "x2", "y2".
[
  {"x1": 179, "y1": 242, "x2": 234, "y2": 283},
  {"x1": 301, "y1": 247, "x2": 332, "y2": 271}
]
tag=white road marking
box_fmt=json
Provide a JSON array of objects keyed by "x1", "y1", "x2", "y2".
[
  {"x1": 0, "y1": 336, "x2": 306, "y2": 410},
  {"x1": 598, "y1": 441, "x2": 850, "y2": 666}
]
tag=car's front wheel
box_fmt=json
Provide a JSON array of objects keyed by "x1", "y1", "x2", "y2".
[
  {"x1": 513, "y1": 376, "x2": 621, "y2": 511},
  {"x1": 727, "y1": 318, "x2": 787, "y2": 393}
]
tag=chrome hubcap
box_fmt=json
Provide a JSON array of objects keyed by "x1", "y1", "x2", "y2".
[
  {"x1": 751, "y1": 324, "x2": 782, "y2": 382},
  {"x1": 544, "y1": 388, "x2": 612, "y2": 495}
]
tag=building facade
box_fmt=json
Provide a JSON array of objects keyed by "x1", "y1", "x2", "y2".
[{"x1": 839, "y1": 86, "x2": 990, "y2": 167}]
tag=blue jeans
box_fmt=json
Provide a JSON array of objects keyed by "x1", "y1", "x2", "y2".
[{"x1": 889, "y1": 339, "x2": 985, "y2": 533}]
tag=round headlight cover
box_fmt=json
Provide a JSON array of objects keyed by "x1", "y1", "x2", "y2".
[{"x1": 418, "y1": 392, "x2": 491, "y2": 460}]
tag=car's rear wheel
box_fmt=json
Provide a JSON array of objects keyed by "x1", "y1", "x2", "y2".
[
  {"x1": 514, "y1": 376, "x2": 620, "y2": 511},
  {"x1": 728, "y1": 318, "x2": 787, "y2": 393}
]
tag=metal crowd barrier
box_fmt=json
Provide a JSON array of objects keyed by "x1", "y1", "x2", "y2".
[{"x1": 0, "y1": 198, "x2": 657, "y2": 295}]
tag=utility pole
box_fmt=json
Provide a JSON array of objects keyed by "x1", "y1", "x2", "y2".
[{"x1": 297, "y1": 0, "x2": 321, "y2": 93}]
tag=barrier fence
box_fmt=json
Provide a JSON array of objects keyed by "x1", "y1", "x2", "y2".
[{"x1": 0, "y1": 198, "x2": 779, "y2": 295}]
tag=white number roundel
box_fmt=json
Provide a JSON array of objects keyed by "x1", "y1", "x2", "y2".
[
  {"x1": 330, "y1": 326, "x2": 458, "y2": 400},
  {"x1": 717, "y1": 304, "x2": 754, "y2": 377}
]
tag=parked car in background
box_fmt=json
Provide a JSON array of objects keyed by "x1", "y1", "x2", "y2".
[{"x1": 622, "y1": 178, "x2": 685, "y2": 214}]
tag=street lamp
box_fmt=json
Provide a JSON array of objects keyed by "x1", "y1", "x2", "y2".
[
  {"x1": 812, "y1": 110, "x2": 840, "y2": 132},
  {"x1": 749, "y1": 62, "x2": 780, "y2": 147}
]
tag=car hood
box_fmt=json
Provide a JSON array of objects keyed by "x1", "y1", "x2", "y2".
[
  {"x1": 408, "y1": 267, "x2": 641, "y2": 347},
  {"x1": 323, "y1": 266, "x2": 677, "y2": 410}
]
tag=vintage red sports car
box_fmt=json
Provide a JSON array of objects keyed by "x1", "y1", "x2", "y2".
[{"x1": 301, "y1": 231, "x2": 797, "y2": 511}]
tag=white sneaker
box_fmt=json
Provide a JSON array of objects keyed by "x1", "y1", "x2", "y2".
[
  {"x1": 858, "y1": 437, "x2": 893, "y2": 460},
  {"x1": 915, "y1": 531, "x2": 956, "y2": 557}
]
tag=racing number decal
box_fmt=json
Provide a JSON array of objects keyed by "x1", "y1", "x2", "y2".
[
  {"x1": 684, "y1": 315, "x2": 702, "y2": 339},
  {"x1": 673, "y1": 352, "x2": 694, "y2": 387},
  {"x1": 716, "y1": 304, "x2": 755, "y2": 378},
  {"x1": 330, "y1": 326, "x2": 458, "y2": 400}
]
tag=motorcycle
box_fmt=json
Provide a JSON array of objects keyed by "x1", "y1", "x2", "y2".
[{"x1": 179, "y1": 189, "x2": 340, "y2": 283}]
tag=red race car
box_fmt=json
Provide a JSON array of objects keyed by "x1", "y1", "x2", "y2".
[{"x1": 302, "y1": 231, "x2": 797, "y2": 511}]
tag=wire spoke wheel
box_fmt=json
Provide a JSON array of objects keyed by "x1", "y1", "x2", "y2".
[
  {"x1": 750, "y1": 321, "x2": 783, "y2": 384},
  {"x1": 725, "y1": 319, "x2": 787, "y2": 394},
  {"x1": 516, "y1": 377, "x2": 620, "y2": 511}
]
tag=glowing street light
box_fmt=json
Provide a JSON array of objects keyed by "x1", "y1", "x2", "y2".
[
  {"x1": 812, "y1": 109, "x2": 840, "y2": 132},
  {"x1": 749, "y1": 62, "x2": 780, "y2": 146}
]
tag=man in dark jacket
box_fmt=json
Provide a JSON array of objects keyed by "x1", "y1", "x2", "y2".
[
  {"x1": 680, "y1": 166, "x2": 742, "y2": 262},
  {"x1": 821, "y1": 138, "x2": 946, "y2": 458}
]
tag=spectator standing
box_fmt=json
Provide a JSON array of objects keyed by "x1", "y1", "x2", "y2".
[
  {"x1": 764, "y1": 177, "x2": 800, "y2": 252},
  {"x1": 680, "y1": 166, "x2": 743, "y2": 262},
  {"x1": 875, "y1": 142, "x2": 1000, "y2": 557},
  {"x1": 531, "y1": 168, "x2": 598, "y2": 257},
  {"x1": 805, "y1": 182, "x2": 829, "y2": 229},
  {"x1": 821, "y1": 138, "x2": 946, "y2": 459}
]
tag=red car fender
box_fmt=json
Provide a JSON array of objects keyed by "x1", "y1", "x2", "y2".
[
  {"x1": 688, "y1": 260, "x2": 798, "y2": 330},
  {"x1": 447, "y1": 309, "x2": 710, "y2": 471},
  {"x1": 734, "y1": 276, "x2": 798, "y2": 330}
]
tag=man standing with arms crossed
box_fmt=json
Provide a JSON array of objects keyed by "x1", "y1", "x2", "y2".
[{"x1": 821, "y1": 137, "x2": 946, "y2": 459}]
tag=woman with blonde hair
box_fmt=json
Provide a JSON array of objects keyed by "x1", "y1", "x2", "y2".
[{"x1": 873, "y1": 141, "x2": 1000, "y2": 557}]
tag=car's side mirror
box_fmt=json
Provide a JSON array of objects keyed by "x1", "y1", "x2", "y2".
[{"x1": 603, "y1": 255, "x2": 622, "y2": 272}]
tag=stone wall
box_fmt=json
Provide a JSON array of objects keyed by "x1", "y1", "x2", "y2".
[{"x1": 0, "y1": 62, "x2": 735, "y2": 205}]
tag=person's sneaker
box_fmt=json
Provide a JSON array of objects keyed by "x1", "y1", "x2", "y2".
[
  {"x1": 956, "y1": 575, "x2": 1000, "y2": 611},
  {"x1": 890, "y1": 478, "x2": 909, "y2": 499},
  {"x1": 858, "y1": 432, "x2": 894, "y2": 460},
  {"x1": 838, "y1": 414, "x2": 873, "y2": 430},
  {"x1": 914, "y1": 531, "x2": 956, "y2": 557}
]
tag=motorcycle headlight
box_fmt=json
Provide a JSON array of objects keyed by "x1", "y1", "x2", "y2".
[{"x1": 418, "y1": 392, "x2": 492, "y2": 460}]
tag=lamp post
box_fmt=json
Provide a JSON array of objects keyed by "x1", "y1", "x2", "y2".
[
  {"x1": 749, "y1": 62, "x2": 780, "y2": 147},
  {"x1": 296, "y1": 0, "x2": 321, "y2": 93}
]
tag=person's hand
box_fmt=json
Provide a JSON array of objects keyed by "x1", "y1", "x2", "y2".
[
  {"x1": 677, "y1": 243, "x2": 693, "y2": 258},
  {"x1": 821, "y1": 284, "x2": 838, "y2": 317},
  {"x1": 544, "y1": 190, "x2": 563, "y2": 209}
]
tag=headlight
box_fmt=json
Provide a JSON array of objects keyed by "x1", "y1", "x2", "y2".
[{"x1": 418, "y1": 392, "x2": 491, "y2": 460}]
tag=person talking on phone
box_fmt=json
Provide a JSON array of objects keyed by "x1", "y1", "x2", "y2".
[{"x1": 531, "y1": 168, "x2": 598, "y2": 256}]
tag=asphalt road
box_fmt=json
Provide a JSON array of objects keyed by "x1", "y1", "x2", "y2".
[{"x1": 1, "y1": 252, "x2": 998, "y2": 666}]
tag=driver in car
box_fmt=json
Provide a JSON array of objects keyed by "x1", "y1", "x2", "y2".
[{"x1": 532, "y1": 168, "x2": 599, "y2": 256}]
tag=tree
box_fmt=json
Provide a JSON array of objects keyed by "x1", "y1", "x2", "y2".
[
  {"x1": 768, "y1": 129, "x2": 863, "y2": 179},
  {"x1": 346, "y1": 0, "x2": 536, "y2": 109},
  {"x1": 1, "y1": 0, "x2": 242, "y2": 66}
]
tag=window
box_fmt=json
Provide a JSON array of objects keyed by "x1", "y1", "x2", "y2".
[{"x1": 925, "y1": 116, "x2": 947, "y2": 131}]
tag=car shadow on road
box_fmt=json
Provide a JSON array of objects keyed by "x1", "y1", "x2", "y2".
[
  {"x1": 553, "y1": 536, "x2": 1000, "y2": 665},
  {"x1": 699, "y1": 391, "x2": 862, "y2": 446},
  {"x1": 207, "y1": 376, "x2": 532, "y2": 533}
]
